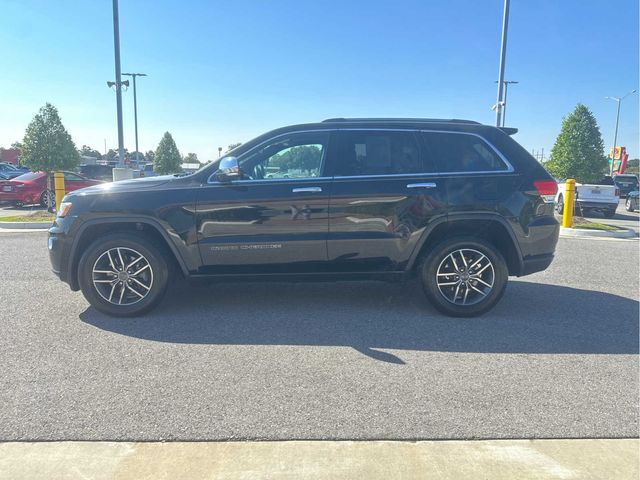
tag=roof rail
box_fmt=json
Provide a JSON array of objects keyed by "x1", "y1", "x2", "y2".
[{"x1": 321, "y1": 117, "x2": 481, "y2": 124}]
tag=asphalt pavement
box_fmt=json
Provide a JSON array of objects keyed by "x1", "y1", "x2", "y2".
[{"x1": 0, "y1": 231, "x2": 637, "y2": 441}]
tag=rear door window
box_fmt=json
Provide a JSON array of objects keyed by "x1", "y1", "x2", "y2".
[
  {"x1": 331, "y1": 131, "x2": 434, "y2": 176},
  {"x1": 421, "y1": 131, "x2": 509, "y2": 173}
]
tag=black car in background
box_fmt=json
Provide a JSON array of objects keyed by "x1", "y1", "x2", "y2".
[
  {"x1": 78, "y1": 164, "x2": 114, "y2": 182},
  {"x1": 48, "y1": 118, "x2": 559, "y2": 318},
  {"x1": 613, "y1": 174, "x2": 639, "y2": 198}
]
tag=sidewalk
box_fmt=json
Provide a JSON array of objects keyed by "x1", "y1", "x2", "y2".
[{"x1": 0, "y1": 439, "x2": 637, "y2": 480}]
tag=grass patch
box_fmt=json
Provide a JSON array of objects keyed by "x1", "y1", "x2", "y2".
[
  {"x1": 572, "y1": 221, "x2": 622, "y2": 231},
  {"x1": 0, "y1": 211, "x2": 55, "y2": 223}
]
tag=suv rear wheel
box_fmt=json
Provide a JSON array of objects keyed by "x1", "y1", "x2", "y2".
[
  {"x1": 78, "y1": 233, "x2": 169, "y2": 317},
  {"x1": 419, "y1": 236, "x2": 508, "y2": 317}
]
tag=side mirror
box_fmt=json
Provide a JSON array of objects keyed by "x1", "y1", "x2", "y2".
[{"x1": 215, "y1": 157, "x2": 240, "y2": 182}]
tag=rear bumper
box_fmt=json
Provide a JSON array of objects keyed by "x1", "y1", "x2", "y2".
[
  {"x1": 515, "y1": 216, "x2": 559, "y2": 277},
  {"x1": 520, "y1": 253, "x2": 554, "y2": 276},
  {"x1": 0, "y1": 190, "x2": 37, "y2": 204},
  {"x1": 576, "y1": 201, "x2": 618, "y2": 211}
]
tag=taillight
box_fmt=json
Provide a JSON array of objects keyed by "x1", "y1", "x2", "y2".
[{"x1": 534, "y1": 180, "x2": 558, "y2": 203}]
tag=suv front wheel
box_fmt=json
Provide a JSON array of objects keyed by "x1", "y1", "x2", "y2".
[
  {"x1": 78, "y1": 233, "x2": 170, "y2": 317},
  {"x1": 419, "y1": 236, "x2": 508, "y2": 317}
]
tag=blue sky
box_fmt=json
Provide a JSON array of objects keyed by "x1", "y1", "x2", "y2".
[{"x1": 1, "y1": 0, "x2": 638, "y2": 161}]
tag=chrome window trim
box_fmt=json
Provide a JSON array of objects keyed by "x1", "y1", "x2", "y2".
[
  {"x1": 206, "y1": 127, "x2": 515, "y2": 185},
  {"x1": 207, "y1": 176, "x2": 333, "y2": 186}
]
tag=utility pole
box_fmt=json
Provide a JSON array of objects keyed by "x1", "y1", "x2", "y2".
[
  {"x1": 111, "y1": 0, "x2": 125, "y2": 167},
  {"x1": 122, "y1": 73, "x2": 147, "y2": 166},
  {"x1": 495, "y1": 0, "x2": 510, "y2": 127},
  {"x1": 605, "y1": 90, "x2": 637, "y2": 175}
]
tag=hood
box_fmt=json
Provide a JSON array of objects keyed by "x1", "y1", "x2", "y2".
[{"x1": 69, "y1": 174, "x2": 177, "y2": 196}]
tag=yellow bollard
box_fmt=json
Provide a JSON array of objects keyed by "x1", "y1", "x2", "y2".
[
  {"x1": 562, "y1": 179, "x2": 576, "y2": 228},
  {"x1": 53, "y1": 171, "x2": 65, "y2": 212}
]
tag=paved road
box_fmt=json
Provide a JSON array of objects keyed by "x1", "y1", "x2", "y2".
[{"x1": 0, "y1": 231, "x2": 637, "y2": 441}]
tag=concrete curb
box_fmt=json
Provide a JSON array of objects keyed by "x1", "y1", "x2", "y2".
[
  {"x1": 560, "y1": 226, "x2": 637, "y2": 238},
  {"x1": 0, "y1": 221, "x2": 52, "y2": 229},
  {"x1": 0, "y1": 439, "x2": 637, "y2": 480}
]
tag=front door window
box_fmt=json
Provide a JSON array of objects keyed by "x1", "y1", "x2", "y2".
[{"x1": 238, "y1": 132, "x2": 328, "y2": 181}]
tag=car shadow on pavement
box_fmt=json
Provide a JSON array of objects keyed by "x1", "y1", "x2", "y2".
[{"x1": 79, "y1": 280, "x2": 639, "y2": 363}]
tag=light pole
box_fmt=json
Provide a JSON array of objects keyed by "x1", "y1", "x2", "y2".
[
  {"x1": 495, "y1": 0, "x2": 510, "y2": 127},
  {"x1": 605, "y1": 89, "x2": 637, "y2": 175},
  {"x1": 111, "y1": 0, "x2": 125, "y2": 167},
  {"x1": 494, "y1": 80, "x2": 518, "y2": 127},
  {"x1": 122, "y1": 73, "x2": 147, "y2": 166}
]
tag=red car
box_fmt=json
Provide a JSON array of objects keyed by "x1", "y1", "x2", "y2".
[{"x1": 0, "y1": 171, "x2": 103, "y2": 207}]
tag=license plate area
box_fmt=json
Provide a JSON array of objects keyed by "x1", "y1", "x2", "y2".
[
  {"x1": 2, "y1": 186, "x2": 11, "y2": 192},
  {"x1": 591, "y1": 189, "x2": 601, "y2": 194}
]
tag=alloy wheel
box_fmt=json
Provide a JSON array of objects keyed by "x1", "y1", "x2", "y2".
[
  {"x1": 92, "y1": 247, "x2": 154, "y2": 306},
  {"x1": 436, "y1": 248, "x2": 495, "y2": 306}
]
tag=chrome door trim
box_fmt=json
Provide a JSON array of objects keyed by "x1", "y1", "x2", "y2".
[{"x1": 407, "y1": 182, "x2": 437, "y2": 189}]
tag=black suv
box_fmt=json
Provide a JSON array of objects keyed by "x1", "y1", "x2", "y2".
[{"x1": 48, "y1": 118, "x2": 559, "y2": 317}]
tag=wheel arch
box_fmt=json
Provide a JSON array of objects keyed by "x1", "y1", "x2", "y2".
[
  {"x1": 408, "y1": 215, "x2": 524, "y2": 276},
  {"x1": 67, "y1": 218, "x2": 189, "y2": 291}
]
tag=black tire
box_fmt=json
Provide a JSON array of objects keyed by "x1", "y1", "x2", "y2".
[
  {"x1": 603, "y1": 209, "x2": 616, "y2": 218},
  {"x1": 555, "y1": 194, "x2": 564, "y2": 214},
  {"x1": 39, "y1": 189, "x2": 53, "y2": 208},
  {"x1": 418, "y1": 236, "x2": 508, "y2": 317},
  {"x1": 625, "y1": 198, "x2": 634, "y2": 212},
  {"x1": 78, "y1": 233, "x2": 170, "y2": 317}
]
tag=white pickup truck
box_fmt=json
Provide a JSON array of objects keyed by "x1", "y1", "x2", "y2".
[{"x1": 555, "y1": 177, "x2": 620, "y2": 218}]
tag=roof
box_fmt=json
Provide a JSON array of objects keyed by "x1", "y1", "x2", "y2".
[{"x1": 321, "y1": 117, "x2": 481, "y2": 125}]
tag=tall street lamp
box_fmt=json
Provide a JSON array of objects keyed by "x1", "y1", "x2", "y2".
[
  {"x1": 122, "y1": 73, "x2": 147, "y2": 166},
  {"x1": 605, "y1": 89, "x2": 637, "y2": 175},
  {"x1": 494, "y1": 0, "x2": 511, "y2": 127},
  {"x1": 111, "y1": 0, "x2": 125, "y2": 167}
]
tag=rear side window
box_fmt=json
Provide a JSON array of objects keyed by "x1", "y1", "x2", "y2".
[
  {"x1": 421, "y1": 132, "x2": 509, "y2": 173},
  {"x1": 332, "y1": 131, "x2": 433, "y2": 176}
]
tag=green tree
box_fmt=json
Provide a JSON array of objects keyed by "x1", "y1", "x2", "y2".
[
  {"x1": 544, "y1": 104, "x2": 608, "y2": 183},
  {"x1": 145, "y1": 150, "x2": 155, "y2": 164},
  {"x1": 227, "y1": 142, "x2": 242, "y2": 152},
  {"x1": 625, "y1": 158, "x2": 639, "y2": 175},
  {"x1": 183, "y1": 152, "x2": 199, "y2": 164},
  {"x1": 130, "y1": 151, "x2": 145, "y2": 163},
  {"x1": 104, "y1": 148, "x2": 130, "y2": 163},
  {"x1": 79, "y1": 145, "x2": 102, "y2": 160},
  {"x1": 20, "y1": 103, "x2": 80, "y2": 172},
  {"x1": 154, "y1": 132, "x2": 181, "y2": 174}
]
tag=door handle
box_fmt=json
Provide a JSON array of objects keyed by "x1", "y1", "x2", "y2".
[
  {"x1": 292, "y1": 187, "x2": 322, "y2": 193},
  {"x1": 407, "y1": 182, "x2": 437, "y2": 189}
]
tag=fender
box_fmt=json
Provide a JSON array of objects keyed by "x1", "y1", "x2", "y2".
[
  {"x1": 405, "y1": 212, "x2": 524, "y2": 273},
  {"x1": 67, "y1": 216, "x2": 193, "y2": 290}
]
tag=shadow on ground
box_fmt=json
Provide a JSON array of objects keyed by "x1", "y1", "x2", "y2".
[{"x1": 80, "y1": 280, "x2": 639, "y2": 362}]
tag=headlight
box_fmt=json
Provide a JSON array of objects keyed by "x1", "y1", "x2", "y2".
[{"x1": 57, "y1": 202, "x2": 73, "y2": 217}]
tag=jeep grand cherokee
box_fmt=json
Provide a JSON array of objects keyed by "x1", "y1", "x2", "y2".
[{"x1": 48, "y1": 118, "x2": 559, "y2": 317}]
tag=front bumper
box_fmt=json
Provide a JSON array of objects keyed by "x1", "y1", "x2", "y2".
[{"x1": 48, "y1": 217, "x2": 79, "y2": 290}]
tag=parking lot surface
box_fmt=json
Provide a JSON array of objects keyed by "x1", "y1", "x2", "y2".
[{"x1": 0, "y1": 231, "x2": 637, "y2": 441}]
